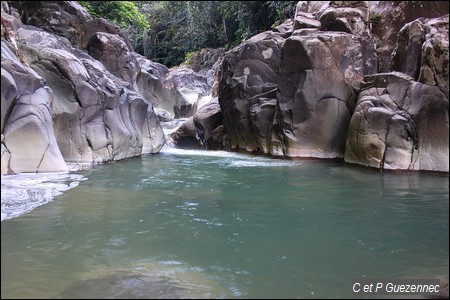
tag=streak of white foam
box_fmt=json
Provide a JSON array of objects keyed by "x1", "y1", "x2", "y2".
[
  {"x1": 1, "y1": 172, "x2": 86, "y2": 221},
  {"x1": 161, "y1": 148, "x2": 302, "y2": 168}
]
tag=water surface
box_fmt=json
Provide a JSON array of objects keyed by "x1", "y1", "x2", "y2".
[{"x1": 1, "y1": 149, "x2": 448, "y2": 298}]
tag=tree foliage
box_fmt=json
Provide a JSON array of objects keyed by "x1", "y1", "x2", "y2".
[{"x1": 80, "y1": 1, "x2": 297, "y2": 67}]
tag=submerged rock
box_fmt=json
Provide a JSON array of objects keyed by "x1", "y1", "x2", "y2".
[
  {"x1": 61, "y1": 272, "x2": 207, "y2": 299},
  {"x1": 60, "y1": 261, "x2": 231, "y2": 299}
]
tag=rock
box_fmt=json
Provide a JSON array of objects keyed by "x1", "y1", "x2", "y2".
[
  {"x1": 417, "y1": 15, "x2": 449, "y2": 89},
  {"x1": 142, "y1": 104, "x2": 165, "y2": 154},
  {"x1": 135, "y1": 54, "x2": 211, "y2": 119},
  {"x1": 273, "y1": 30, "x2": 374, "y2": 158},
  {"x1": 216, "y1": 2, "x2": 377, "y2": 158},
  {"x1": 369, "y1": 1, "x2": 449, "y2": 72},
  {"x1": 193, "y1": 98, "x2": 223, "y2": 150},
  {"x1": 10, "y1": 1, "x2": 132, "y2": 51},
  {"x1": 217, "y1": 31, "x2": 284, "y2": 153},
  {"x1": 168, "y1": 66, "x2": 210, "y2": 117},
  {"x1": 169, "y1": 97, "x2": 224, "y2": 150},
  {"x1": 319, "y1": 1, "x2": 370, "y2": 36},
  {"x1": 1, "y1": 40, "x2": 68, "y2": 174},
  {"x1": 88, "y1": 32, "x2": 139, "y2": 84},
  {"x1": 135, "y1": 54, "x2": 181, "y2": 117},
  {"x1": 1, "y1": 3, "x2": 165, "y2": 173},
  {"x1": 170, "y1": 117, "x2": 201, "y2": 149},
  {"x1": 390, "y1": 15, "x2": 449, "y2": 89},
  {"x1": 154, "y1": 108, "x2": 174, "y2": 122},
  {"x1": 345, "y1": 72, "x2": 449, "y2": 172},
  {"x1": 3, "y1": 86, "x2": 69, "y2": 174}
]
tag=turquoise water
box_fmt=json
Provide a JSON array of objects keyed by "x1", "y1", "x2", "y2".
[{"x1": 1, "y1": 149, "x2": 448, "y2": 298}]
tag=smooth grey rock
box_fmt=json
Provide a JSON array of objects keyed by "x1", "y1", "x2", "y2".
[
  {"x1": 274, "y1": 31, "x2": 372, "y2": 158},
  {"x1": 3, "y1": 87, "x2": 68, "y2": 173},
  {"x1": 1, "y1": 4, "x2": 165, "y2": 172},
  {"x1": 217, "y1": 31, "x2": 284, "y2": 153},
  {"x1": 345, "y1": 72, "x2": 449, "y2": 172},
  {"x1": 88, "y1": 32, "x2": 139, "y2": 84}
]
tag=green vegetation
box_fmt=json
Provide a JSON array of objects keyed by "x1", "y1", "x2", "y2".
[
  {"x1": 80, "y1": 1, "x2": 297, "y2": 67},
  {"x1": 370, "y1": 12, "x2": 382, "y2": 28}
]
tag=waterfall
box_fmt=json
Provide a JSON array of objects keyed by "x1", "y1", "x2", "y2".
[{"x1": 160, "y1": 119, "x2": 188, "y2": 150}]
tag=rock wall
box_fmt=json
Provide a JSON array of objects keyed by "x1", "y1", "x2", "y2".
[
  {"x1": 217, "y1": 1, "x2": 377, "y2": 158},
  {"x1": 368, "y1": 1, "x2": 449, "y2": 72},
  {"x1": 2, "y1": 1, "x2": 448, "y2": 173},
  {"x1": 345, "y1": 15, "x2": 449, "y2": 172},
  {"x1": 212, "y1": 0, "x2": 448, "y2": 171},
  {"x1": 1, "y1": 1, "x2": 165, "y2": 174},
  {"x1": 1, "y1": 42, "x2": 68, "y2": 174}
]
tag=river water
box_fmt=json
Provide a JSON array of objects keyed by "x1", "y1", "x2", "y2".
[{"x1": 1, "y1": 148, "x2": 448, "y2": 298}]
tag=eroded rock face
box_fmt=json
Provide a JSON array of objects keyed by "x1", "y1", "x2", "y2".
[
  {"x1": 345, "y1": 72, "x2": 449, "y2": 172},
  {"x1": 274, "y1": 31, "x2": 363, "y2": 158},
  {"x1": 1, "y1": 2, "x2": 165, "y2": 174},
  {"x1": 217, "y1": 2, "x2": 377, "y2": 158},
  {"x1": 214, "y1": 1, "x2": 447, "y2": 171},
  {"x1": 88, "y1": 32, "x2": 139, "y2": 85},
  {"x1": 135, "y1": 54, "x2": 211, "y2": 119},
  {"x1": 319, "y1": 1, "x2": 370, "y2": 35},
  {"x1": 10, "y1": 1, "x2": 131, "y2": 51},
  {"x1": 390, "y1": 15, "x2": 449, "y2": 89},
  {"x1": 1, "y1": 41, "x2": 68, "y2": 174},
  {"x1": 15, "y1": 27, "x2": 149, "y2": 163},
  {"x1": 345, "y1": 14, "x2": 449, "y2": 172},
  {"x1": 217, "y1": 31, "x2": 285, "y2": 153},
  {"x1": 142, "y1": 103, "x2": 165, "y2": 154},
  {"x1": 369, "y1": 1, "x2": 449, "y2": 73}
]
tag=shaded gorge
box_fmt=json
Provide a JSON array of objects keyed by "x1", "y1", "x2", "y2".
[{"x1": 1, "y1": 149, "x2": 448, "y2": 298}]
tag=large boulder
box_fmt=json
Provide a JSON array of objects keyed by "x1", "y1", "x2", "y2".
[
  {"x1": 345, "y1": 72, "x2": 449, "y2": 172},
  {"x1": 217, "y1": 31, "x2": 285, "y2": 153},
  {"x1": 216, "y1": 1, "x2": 377, "y2": 157},
  {"x1": 318, "y1": 1, "x2": 370, "y2": 36},
  {"x1": 273, "y1": 30, "x2": 374, "y2": 158},
  {"x1": 345, "y1": 14, "x2": 449, "y2": 172},
  {"x1": 88, "y1": 32, "x2": 140, "y2": 85},
  {"x1": 170, "y1": 98, "x2": 224, "y2": 150}
]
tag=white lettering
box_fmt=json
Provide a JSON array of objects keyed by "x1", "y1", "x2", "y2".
[{"x1": 375, "y1": 282, "x2": 383, "y2": 292}]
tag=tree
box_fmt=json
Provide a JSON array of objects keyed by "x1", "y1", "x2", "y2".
[
  {"x1": 79, "y1": 1, "x2": 150, "y2": 53},
  {"x1": 80, "y1": 1, "x2": 297, "y2": 67}
]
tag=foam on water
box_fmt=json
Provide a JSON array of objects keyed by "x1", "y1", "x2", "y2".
[
  {"x1": 1, "y1": 172, "x2": 86, "y2": 221},
  {"x1": 228, "y1": 159, "x2": 301, "y2": 168},
  {"x1": 161, "y1": 148, "x2": 302, "y2": 168},
  {"x1": 161, "y1": 147, "x2": 244, "y2": 158}
]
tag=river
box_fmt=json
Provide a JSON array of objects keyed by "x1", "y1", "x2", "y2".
[{"x1": 1, "y1": 148, "x2": 448, "y2": 298}]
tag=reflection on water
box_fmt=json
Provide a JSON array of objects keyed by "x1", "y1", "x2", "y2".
[{"x1": 1, "y1": 150, "x2": 449, "y2": 298}]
